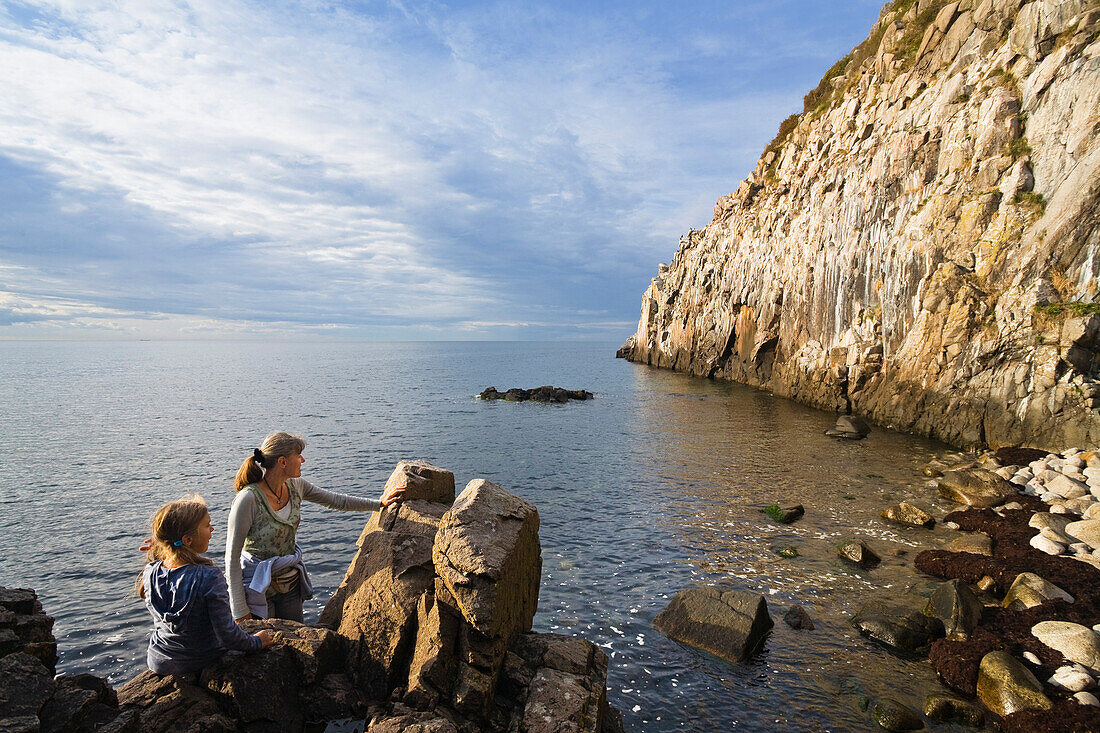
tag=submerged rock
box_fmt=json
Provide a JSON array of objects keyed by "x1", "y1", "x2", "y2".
[
  {"x1": 825, "y1": 415, "x2": 871, "y2": 439},
  {"x1": 871, "y1": 697, "x2": 923, "y2": 731},
  {"x1": 763, "y1": 503, "x2": 804, "y2": 524},
  {"x1": 783, "y1": 605, "x2": 814, "y2": 631},
  {"x1": 881, "y1": 501, "x2": 935, "y2": 528},
  {"x1": 922, "y1": 692, "x2": 983, "y2": 727},
  {"x1": 837, "y1": 540, "x2": 880, "y2": 569},
  {"x1": 976, "y1": 650, "x2": 1052, "y2": 717},
  {"x1": 653, "y1": 586, "x2": 774, "y2": 664},
  {"x1": 851, "y1": 603, "x2": 944, "y2": 655}
]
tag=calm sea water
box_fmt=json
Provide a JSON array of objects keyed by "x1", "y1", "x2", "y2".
[{"x1": 1, "y1": 340, "x2": 971, "y2": 731}]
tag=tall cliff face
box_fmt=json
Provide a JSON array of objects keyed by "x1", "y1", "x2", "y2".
[{"x1": 620, "y1": 0, "x2": 1100, "y2": 451}]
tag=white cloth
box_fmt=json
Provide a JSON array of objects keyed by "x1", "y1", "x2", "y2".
[{"x1": 239, "y1": 545, "x2": 314, "y2": 618}]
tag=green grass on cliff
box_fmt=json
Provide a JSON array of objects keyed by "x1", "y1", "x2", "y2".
[{"x1": 1035, "y1": 302, "x2": 1100, "y2": 318}]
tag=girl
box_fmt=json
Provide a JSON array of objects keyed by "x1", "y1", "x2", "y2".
[
  {"x1": 139, "y1": 495, "x2": 273, "y2": 675},
  {"x1": 226, "y1": 432, "x2": 406, "y2": 622}
]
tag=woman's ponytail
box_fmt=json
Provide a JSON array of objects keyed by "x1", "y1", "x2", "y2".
[{"x1": 234, "y1": 452, "x2": 264, "y2": 491}]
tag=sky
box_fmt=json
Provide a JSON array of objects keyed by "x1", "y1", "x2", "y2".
[{"x1": 0, "y1": 0, "x2": 884, "y2": 340}]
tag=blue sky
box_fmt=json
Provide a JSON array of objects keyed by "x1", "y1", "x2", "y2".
[{"x1": 0, "y1": 0, "x2": 883, "y2": 340}]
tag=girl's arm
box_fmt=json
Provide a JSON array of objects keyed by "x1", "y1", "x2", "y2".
[
  {"x1": 204, "y1": 568, "x2": 263, "y2": 652},
  {"x1": 225, "y1": 491, "x2": 256, "y2": 620},
  {"x1": 295, "y1": 478, "x2": 383, "y2": 512}
]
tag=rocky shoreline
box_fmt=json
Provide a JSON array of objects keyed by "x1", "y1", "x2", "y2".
[{"x1": 0, "y1": 461, "x2": 623, "y2": 733}]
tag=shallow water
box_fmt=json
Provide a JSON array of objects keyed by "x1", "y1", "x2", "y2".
[{"x1": 1, "y1": 341, "x2": 974, "y2": 730}]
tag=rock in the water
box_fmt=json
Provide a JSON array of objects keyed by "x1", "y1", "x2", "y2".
[
  {"x1": 976, "y1": 650, "x2": 1052, "y2": 716},
  {"x1": 837, "y1": 540, "x2": 880, "y2": 569},
  {"x1": 871, "y1": 697, "x2": 923, "y2": 731},
  {"x1": 825, "y1": 414, "x2": 871, "y2": 439},
  {"x1": 924, "y1": 579, "x2": 982, "y2": 641},
  {"x1": 1032, "y1": 621, "x2": 1100, "y2": 672},
  {"x1": 943, "y1": 533, "x2": 992, "y2": 556},
  {"x1": 1065, "y1": 519, "x2": 1100, "y2": 550},
  {"x1": 937, "y1": 468, "x2": 1017, "y2": 508},
  {"x1": 653, "y1": 586, "x2": 773, "y2": 664},
  {"x1": 1002, "y1": 572, "x2": 1074, "y2": 610},
  {"x1": 923, "y1": 692, "x2": 984, "y2": 727},
  {"x1": 480, "y1": 386, "x2": 593, "y2": 403},
  {"x1": 783, "y1": 605, "x2": 814, "y2": 630},
  {"x1": 763, "y1": 503, "x2": 804, "y2": 524},
  {"x1": 851, "y1": 603, "x2": 944, "y2": 655},
  {"x1": 881, "y1": 502, "x2": 935, "y2": 528}
]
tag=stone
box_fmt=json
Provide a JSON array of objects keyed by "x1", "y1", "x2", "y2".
[
  {"x1": 1032, "y1": 621, "x2": 1100, "y2": 671},
  {"x1": 39, "y1": 674, "x2": 118, "y2": 733},
  {"x1": 825, "y1": 415, "x2": 871, "y2": 439},
  {"x1": 976, "y1": 576, "x2": 997, "y2": 593},
  {"x1": 383, "y1": 460, "x2": 456, "y2": 504},
  {"x1": 405, "y1": 593, "x2": 460, "y2": 709},
  {"x1": 871, "y1": 697, "x2": 924, "y2": 731},
  {"x1": 923, "y1": 692, "x2": 984, "y2": 727},
  {"x1": 0, "y1": 652, "x2": 56, "y2": 719},
  {"x1": 925, "y1": 579, "x2": 982, "y2": 641},
  {"x1": 937, "y1": 469, "x2": 1017, "y2": 508},
  {"x1": 116, "y1": 672, "x2": 235, "y2": 733},
  {"x1": 367, "y1": 706, "x2": 460, "y2": 732},
  {"x1": 1076, "y1": 691, "x2": 1100, "y2": 707},
  {"x1": 763, "y1": 503, "x2": 804, "y2": 523},
  {"x1": 976, "y1": 651, "x2": 1052, "y2": 716},
  {"x1": 1065, "y1": 519, "x2": 1100, "y2": 550},
  {"x1": 1030, "y1": 511, "x2": 1079, "y2": 544},
  {"x1": 1049, "y1": 665, "x2": 1094, "y2": 692},
  {"x1": 851, "y1": 603, "x2": 944, "y2": 655},
  {"x1": 653, "y1": 586, "x2": 773, "y2": 664},
  {"x1": 1043, "y1": 472, "x2": 1090, "y2": 499},
  {"x1": 1030, "y1": 534, "x2": 1065, "y2": 555},
  {"x1": 944, "y1": 533, "x2": 992, "y2": 556},
  {"x1": 479, "y1": 386, "x2": 593, "y2": 403},
  {"x1": 881, "y1": 502, "x2": 935, "y2": 528},
  {"x1": 1023, "y1": 651, "x2": 1042, "y2": 665},
  {"x1": 783, "y1": 605, "x2": 815, "y2": 630},
  {"x1": 837, "y1": 540, "x2": 880, "y2": 569},
  {"x1": 1002, "y1": 572, "x2": 1074, "y2": 610}
]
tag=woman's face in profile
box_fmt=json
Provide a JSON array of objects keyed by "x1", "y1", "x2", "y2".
[{"x1": 282, "y1": 451, "x2": 305, "y2": 478}]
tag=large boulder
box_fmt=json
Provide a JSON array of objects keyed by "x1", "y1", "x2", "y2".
[
  {"x1": 1031, "y1": 621, "x2": 1100, "y2": 671},
  {"x1": 653, "y1": 586, "x2": 773, "y2": 664},
  {"x1": 851, "y1": 603, "x2": 944, "y2": 655},
  {"x1": 1001, "y1": 572, "x2": 1074, "y2": 610},
  {"x1": 385, "y1": 460, "x2": 456, "y2": 504},
  {"x1": 937, "y1": 468, "x2": 1017, "y2": 508},
  {"x1": 976, "y1": 651, "x2": 1052, "y2": 716},
  {"x1": 924, "y1": 579, "x2": 982, "y2": 641},
  {"x1": 115, "y1": 673, "x2": 234, "y2": 733}
]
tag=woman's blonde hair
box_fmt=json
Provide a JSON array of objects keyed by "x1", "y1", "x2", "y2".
[
  {"x1": 234, "y1": 432, "x2": 307, "y2": 491},
  {"x1": 135, "y1": 494, "x2": 212, "y2": 598}
]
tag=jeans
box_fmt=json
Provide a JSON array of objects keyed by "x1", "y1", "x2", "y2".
[{"x1": 265, "y1": 584, "x2": 303, "y2": 622}]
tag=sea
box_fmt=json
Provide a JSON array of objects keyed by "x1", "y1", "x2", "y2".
[{"x1": 1, "y1": 340, "x2": 970, "y2": 731}]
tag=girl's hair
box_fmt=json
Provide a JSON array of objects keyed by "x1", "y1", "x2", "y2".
[
  {"x1": 234, "y1": 432, "x2": 307, "y2": 491},
  {"x1": 135, "y1": 494, "x2": 212, "y2": 598}
]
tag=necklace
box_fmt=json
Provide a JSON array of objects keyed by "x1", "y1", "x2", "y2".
[{"x1": 262, "y1": 476, "x2": 287, "y2": 506}]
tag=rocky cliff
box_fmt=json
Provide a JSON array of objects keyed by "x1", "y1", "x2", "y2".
[{"x1": 619, "y1": 0, "x2": 1100, "y2": 451}]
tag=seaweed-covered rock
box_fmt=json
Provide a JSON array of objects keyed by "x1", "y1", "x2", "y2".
[
  {"x1": 653, "y1": 586, "x2": 773, "y2": 664},
  {"x1": 922, "y1": 692, "x2": 984, "y2": 727},
  {"x1": 763, "y1": 504, "x2": 804, "y2": 524}
]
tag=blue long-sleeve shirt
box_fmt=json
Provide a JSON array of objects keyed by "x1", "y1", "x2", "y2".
[{"x1": 143, "y1": 561, "x2": 262, "y2": 675}]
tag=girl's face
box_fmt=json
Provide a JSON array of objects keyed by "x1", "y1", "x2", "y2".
[{"x1": 186, "y1": 512, "x2": 214, "y2": 554}]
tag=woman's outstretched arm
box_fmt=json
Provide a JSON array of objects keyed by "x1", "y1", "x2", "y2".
[{"x1": 295, "y1": 478, "x2": 395, "y2": 511}]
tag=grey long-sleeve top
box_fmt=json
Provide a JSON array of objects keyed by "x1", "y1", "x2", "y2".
[{"x1": 225, "y1": 477, "x2": 380, "y2": 619}]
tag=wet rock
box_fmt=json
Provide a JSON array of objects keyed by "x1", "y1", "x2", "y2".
[
  {"x1": 479, "y1": 386, "x2": 593, "y2": 403},
  {"x1": 1002, "y1": 572, "x2": 1074, "y2": 610},
  {"x1": 825, "y1": 415, "x2": 871, "y2": 439},
  {"x1": 881, "y1": 502, "x2": 935, "y2": 528},
  {"x1": 851, "y1": 603, "x2": 944, "y2": 655},
  {"x1": 774, "y1": 546, "x2": 799, "y2": 558},
  {"x1": 924, "y1": 579, "x2": 982, "y2": 641},
  {"x1": 783, "y1": 605, "x2": 814, "y2": 630},
  {"x1": 763, "y1": 504, "x2": 804, "y2": 524},
  {"x1": 837, "y1": 540, "x2": 880, "y2": 569},
  {"x1": 871, "y1": 697, "x2": 923, "y2": 731},
  {"x1": 1032, "y1": 621, "x2": 1100, "y2": 671},
  {"x1": 943, "y1": 533, "x2": 992, "y2": 556},
  {"x1": 976, "y1": 651, "x2": 1052, "y2": 716},
  {"x1": 937, "y1": 469, "x2": 1017, "y2": 508},
  {"x1": 922, "y1": 692, "x2": 984, "y2": 727},
  {"x1": 653, "y1": 586, "x2": 773, "y2": 664}
]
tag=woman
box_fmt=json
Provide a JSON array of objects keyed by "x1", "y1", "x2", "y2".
[{"x1": 226, "y1": 432, "x2": 404, "y2": 622}]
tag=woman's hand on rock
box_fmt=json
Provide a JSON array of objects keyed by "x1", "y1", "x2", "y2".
[
  {"x1": 380, "y1": 483, "x2": 406, "y2": 506},
  {"x1": 256, "y1": 630, "x2": 274, "y2": 648}
]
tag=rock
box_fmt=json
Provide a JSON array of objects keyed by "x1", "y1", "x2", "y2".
[
  {"x1": 976, "y1": 651, "x2": 1052, "y2": 716},
  {"x1": 783, "y1": 605, "x2": 815, "y2": 630},
  {"x1": 763, "y1": 504, "x2": 804, "y2": 523},
  {"x1": 851, "y1": 603, "x2": 944, "y2": 655},
  {"x1": 115, "y1": 672, "x2": 235, "y2": 733},
  {"x1": 39, "y1": 674, "x2": 118, "y2": 733},
  {"x1": 0, "y1": 652, "x2": 55, "y2": 720},
  {"x1": 925, "y1": 579, "x2": 982, "y2": 641},
  {"x1": 871, "y1": 697, "x2": 924, "y2": 731},
  {"x1": 937, "y1": 469, "x2": 1017, "y2": 508},
  {"x1": 923, "y1": 692, "x2": 984, "y2": 727},
  {"x1": 774, "y1": 546, "x2": 800, "y2": 558},
  {"x1": 479, "y1": 386, "x2": 593, "y2": 403},
  {"x1": 384, "y1": 460, "x2": 456, "y2": 504},
  {"x1": 1043, "y1": 472, "x2": 1090, "y2": 499},
  {"x1": 944, "y1": 533, "x2": 992, "y2": 556},
  {"x1": 653, "y1": 585, "x2": 774, "y2": 664},
  {"x1": 367, "y1": 705, "x2": 460, "y2": 732},
  {"x1": 1032, "y1": 621, "x2": 1100, "y2": 671},
  {"x1": 1065, "y1": 519, "x2": 1100, "y2": 550},
  {"x1": 1049, "y1": 665, "x2": 1094, "y2": 692},
  {"x1": 1023, "y1": 651, "x2": 1042, "y2": 665},
  {"x1": 825, "y1": 414, "x2": 871, "y2": 439},
  {"x1": 1002, "y1": 572, "x2": 1074, "y2": 610},
  {"x1": 1030, "y1": 534, "x2": 1066, "y2": 555},
  {"x1": 837, "y1": 540, "x2": 880, "y2": 569},
  {"x1": 881, "y1": 502, "x2": 935, "y2": 528},
  {"x1": 1030, "y1": 511, "x2": 1079, "y2": 544},
  {"x1": 1076, "y1": 691, "x2": 1100, "y2": 707},
  {"x1": 976, "y1": 576, "x2": 997, "y2": 593},
  {"x1": 404, "y1": 592, "x2": 460, "y2": 710}
]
